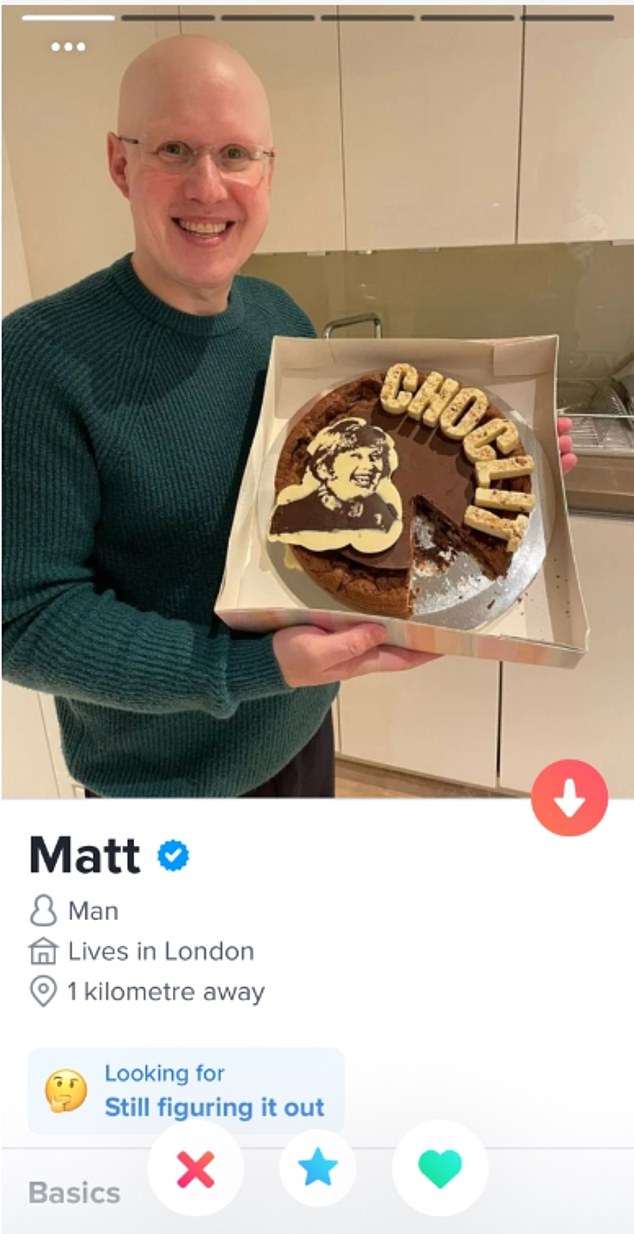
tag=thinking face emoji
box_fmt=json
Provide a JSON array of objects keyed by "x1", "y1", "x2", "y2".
[{"x1": 45, "y1": 1069, "x2": 87, "y2": 1113}]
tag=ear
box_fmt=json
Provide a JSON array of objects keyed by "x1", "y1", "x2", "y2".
[{"x1": 107, "y1": 132, "x2": 130, "y2": 200}]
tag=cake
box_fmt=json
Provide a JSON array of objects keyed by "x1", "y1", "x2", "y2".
[{"x1": 268, "y1": 365, "x2": 535, "y2": 619}]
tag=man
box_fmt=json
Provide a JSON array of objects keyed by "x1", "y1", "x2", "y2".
[{"x1": 3, "y1": 37, "x2": 576, "y2": 798}]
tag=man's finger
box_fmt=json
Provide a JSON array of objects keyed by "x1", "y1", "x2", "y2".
[
  {"x1": 326, "y1": 646, "x2": 440, "y2": 680},
  {"x1": 314, "y1": 623, "x2": 388, "y2": 670}
]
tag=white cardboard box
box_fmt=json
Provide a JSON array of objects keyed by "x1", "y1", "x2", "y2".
[{"x1": 216, "y1": 336, "x2": 589, "y2": 668}]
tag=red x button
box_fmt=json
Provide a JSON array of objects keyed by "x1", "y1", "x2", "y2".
[
  {"x1": 177, "y1": 1150, "x2": 215, "y2": 1189},
  {"x1": 148, "y1": 1123, "x2": 243, "y2": 1214}
]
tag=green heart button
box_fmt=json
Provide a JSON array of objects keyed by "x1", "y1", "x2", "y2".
[{"x1": 418, "y1": 1149, "x2": 463, "y2": 1189}]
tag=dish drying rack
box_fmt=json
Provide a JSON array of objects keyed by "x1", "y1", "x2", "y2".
[{"x1": 558, "y1": 379, "x2": 634, "y2": 458}]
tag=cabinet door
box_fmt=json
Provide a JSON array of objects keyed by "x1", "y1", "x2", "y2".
[
  {"x1": 340, "y1": 5, "x2": 522, "y2": 250},
  {"x1": 339, "y1": 656, "x2": 499, "y2": 789},
  {"x1": 3, "y1": 685, "x2": 60, "y2": 798},
  {"x1": 518, "y1": 5, "x2": 634, "y2": 243},
  {"x1": 181, "y1": 6, "x2": 345, "y2": 253},
  {"x1": 3, "y1": 6, "x2": 180, "y2": 299},
  {"x1": 500, "y1": 516, "x2": 634, "y2": 795}
]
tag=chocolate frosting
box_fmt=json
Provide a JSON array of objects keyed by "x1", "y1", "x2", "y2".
[
  {"x1": 341, "y1": 400, "x2": 477, "y2": 571},
  {"x1": 273, "y1": 372, "x2": 530, "y2": 582}
]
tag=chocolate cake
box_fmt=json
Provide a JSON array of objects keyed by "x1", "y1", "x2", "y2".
[{"x1": 268, "y1": 366, "x2": 535, "y2": 619}]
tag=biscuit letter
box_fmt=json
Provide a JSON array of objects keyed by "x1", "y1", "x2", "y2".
[
  {"x1": 464, "y1": 506, "x2": 529, "y2": 553},
  {"x1": 463, "y1": 417, "x2": 520, "y2": 462},
  {"x1": 407, "y1": 372, "x2": 460, "y2": 424},
  {"x1": 440, "y1": 387, "x2": 489, "y2": 439},
  {"x1": 380, "y1": 363, "x2": 419, "y2": 415},
  {"x1": 475, "y1": 455, "x2": 535, "y2": 487},
  {"x1": 474, "y1": 487, "x2": 535, "y2": 513}
]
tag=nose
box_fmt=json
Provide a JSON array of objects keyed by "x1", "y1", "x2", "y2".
[{"x1": 182, "y1": 152, "x2": 230, "y2": 202}]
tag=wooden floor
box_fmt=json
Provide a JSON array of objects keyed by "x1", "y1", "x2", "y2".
[{"x1": 335, "y1": 758, "x2": 500, "y2": 799}]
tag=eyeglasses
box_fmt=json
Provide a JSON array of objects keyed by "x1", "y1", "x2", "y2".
[{"x1": 118, "y1": 136, "x2": 274, "y2": 185}]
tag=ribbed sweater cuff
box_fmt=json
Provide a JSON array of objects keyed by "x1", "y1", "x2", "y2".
[{"x1": 226, "y1": 632, "x2": 292, "y2": 705}]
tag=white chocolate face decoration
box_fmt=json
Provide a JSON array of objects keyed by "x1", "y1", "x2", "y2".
[{"x1": 269, "y1": 417, "x2": 404, "y2": 553}]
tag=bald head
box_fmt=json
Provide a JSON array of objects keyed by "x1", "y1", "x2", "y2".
[{"x1": 118, "y1": 35, "x2": 272, "y2": 146}]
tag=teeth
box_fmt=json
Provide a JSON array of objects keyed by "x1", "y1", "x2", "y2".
[{"x1": 178, "y1": 220, "x2": 228, "y2": 235}]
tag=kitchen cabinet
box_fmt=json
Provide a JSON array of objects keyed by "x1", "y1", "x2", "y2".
[
  {"x1": 180, "y1": 7, "x2": 345, "y2": 253},
  {"x1": 3, "y1": 684, "x2": 60, "y2": 799},
  {"x1": 339, "y1": 5, "x2": 522, "y2": 250},
  {"x1": 518, "y1": 5, "x2": 634, "y2": 243},
  {"x1": 3, "y1": 6, "x2": 180, "y2": 299},
  {"x1": 338, "y1": 656, "x2": 499, "y2": 789},
  {"x1": 499, "y1": 514, "x2": 634, "y2": 796},
  {"x1": 6, "y1": 4, "x2": 633, "y2": 271},
  {"x1": 3, "y1": 684, "x2": 82, "y2": 798}
]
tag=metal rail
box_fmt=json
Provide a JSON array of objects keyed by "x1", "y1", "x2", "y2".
[{"x1": 322, "y1": 313, "x2": 383, "y2": 339}]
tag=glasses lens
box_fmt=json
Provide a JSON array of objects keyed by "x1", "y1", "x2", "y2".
[
  {"x1": 218, "y1": 146, "x2": 267, "y2": 185},
  {"x1": 219, "y1": 145, "x2": 251, "y2": 172},
  {"x1": 153, "y1": 140, "x2": 194, "y2": 168}
]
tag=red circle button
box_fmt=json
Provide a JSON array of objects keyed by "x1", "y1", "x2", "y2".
[{"x1": 531, "y1": 760, "x2": 608, "y2": 836}]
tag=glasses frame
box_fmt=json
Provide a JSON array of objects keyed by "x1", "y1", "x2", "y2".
[{"x1": 117, "y1": 135, "x2": 275, "y2": 181}]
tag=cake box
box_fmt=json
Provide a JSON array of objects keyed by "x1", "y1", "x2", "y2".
[{"x1": 215, "y1": 336, "x2": 589, "y2": 668}]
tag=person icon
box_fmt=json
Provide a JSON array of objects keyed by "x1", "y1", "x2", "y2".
[
  {"x1": 270, "y1": 417, "x2": 403, "y2": 552},
  {"x1": 30, "y1": 895, "x2": 57, "y2": 927}
]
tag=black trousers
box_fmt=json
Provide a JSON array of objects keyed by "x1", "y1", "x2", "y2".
[
  {"x1": 84, "y1": 711, "x2": 335, "y2": 799},
  {"x1": 242, "y1": 711, "x2": 335, "y2": 798}
]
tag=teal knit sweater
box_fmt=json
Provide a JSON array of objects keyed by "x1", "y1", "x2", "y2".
[{"x1": 3, "y1": 256, "x2": 336, "y2": 796}]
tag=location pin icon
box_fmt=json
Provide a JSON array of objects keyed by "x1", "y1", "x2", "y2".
[{"x1": 30, "y1": 975, "x2": 57, "y2": 1007}]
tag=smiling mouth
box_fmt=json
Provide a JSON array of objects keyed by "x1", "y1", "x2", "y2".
[
  {"x1": 352, "y1": 472, "x2": 375, "y2": 489},
  {"x1": 174, "y1": 219, "x2": 235, "y2": 237}
]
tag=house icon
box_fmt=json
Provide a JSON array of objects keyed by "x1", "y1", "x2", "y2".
[{"x1": 29, "y1": 937, "x2": 58, "y2": 967}]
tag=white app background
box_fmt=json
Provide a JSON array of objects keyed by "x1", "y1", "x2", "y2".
[{"x1": 1, "y1": 801, "x2": 633, "y2": 1232}]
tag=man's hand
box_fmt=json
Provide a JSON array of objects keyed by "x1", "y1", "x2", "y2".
[
  {"x1": 273, "y1": 623, "x2": 438, "y2": 688},
  {"x1": 557, "y1": 416, "x2": 577, "y2": 475}
]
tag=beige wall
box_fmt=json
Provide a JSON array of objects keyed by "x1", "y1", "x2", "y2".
[{"x1": 244, "y1": 243, "x2": 634, "y2": 380}]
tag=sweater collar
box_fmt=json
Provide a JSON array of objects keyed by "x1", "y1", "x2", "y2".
[{"x1": 110, "y1": 254, "x2": 245, "y2": 338}]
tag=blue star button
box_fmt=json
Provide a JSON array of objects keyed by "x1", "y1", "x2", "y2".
[
  {"x1": 281, "y1": 1132, "x2": 355, "y2": 1206},
  {"x1": 298, "y1": 1147, "x2": 339, "y2": 1186},
  {"x1": 157, "y1": 840, "x2": 189, "y2": 871}
]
